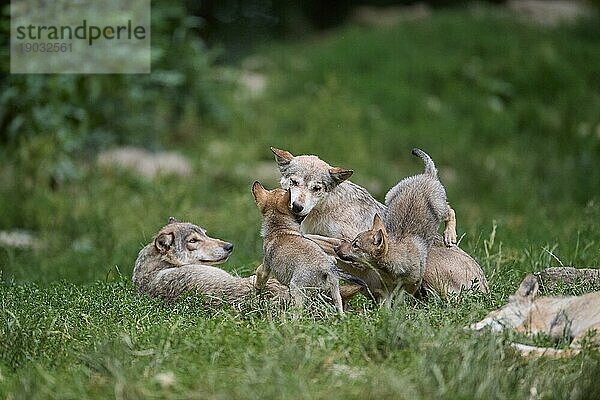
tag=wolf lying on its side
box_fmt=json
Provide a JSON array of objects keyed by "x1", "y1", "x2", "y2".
[
  {"x1": 471, "y1": 274, "x2": 600, "y2": 357},
  {"x1": 271, "y1": 147, "x2": 488, "y2": 301},
  {"x1": 132, "y1": 217, "x2": 289, "y2": 303},
  {"x1": 336, "y1": 149, "x2": 455, "y2": 305}
]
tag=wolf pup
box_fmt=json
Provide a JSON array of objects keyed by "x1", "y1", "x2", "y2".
[
  {"x1": 384, "y1": 149, "x2": 453, "y2": 245},
  {"x1": 335, "y1": 149, "x2": 451, "y2": 305},
  {"x1": 133, "y1": 217, "x2": 289, "y2": 303},
  {"x1": 271, "y1": 146, "x2": 488, "y2": 298},
  {"x1": 471, "y1": 274, "x2": 600, "y2": 357},
  {"x1": 252, "y1": 181, "x2": 364, "y2": 315}
]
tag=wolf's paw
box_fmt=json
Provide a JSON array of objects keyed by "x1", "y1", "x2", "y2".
[{"x1": 444, "y1": 229, "x2": 457, "y2": 247}]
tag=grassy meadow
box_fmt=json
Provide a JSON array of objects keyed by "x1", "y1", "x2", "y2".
[{"x1": 1, "y1": 6, "x2": 600, "y2": 399}]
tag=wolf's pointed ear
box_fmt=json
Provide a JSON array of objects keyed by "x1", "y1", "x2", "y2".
[
  {"x1": 252, "y1": 181, "x2": 268, "y2": 208},
  {"x1": 168, "y1": 216, "x2": 178, "y2": 224},
  {"x1": 329, "y1": 167, "x2": 353, "y2": 184},
  {"x1": 516, "y1": 274, "x2": 539, "y2": 299},
  {"x1": 371, "y1": 214, "x2": 388, "y2": 253},
  {"x1": 271, "y1": 147, "x2": 294, "y2": 167},
  {"x1": 372, "y1": 229, "x2": 388, "y2": 253},
  {"x1": 155, "y1": 232, "x2": 174, "y2": 254},
  {"x1": 372, "y1": 213, "x2": 386, "y2": 232}
]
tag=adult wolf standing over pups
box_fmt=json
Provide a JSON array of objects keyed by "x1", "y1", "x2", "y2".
[{"x1": 270, "y1": 146, "x2": 488, "y2": 299}]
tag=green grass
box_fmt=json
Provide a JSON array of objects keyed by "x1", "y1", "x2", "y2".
[{"x1": 1, "y1": 6, "x2": 600, "y2": 398}]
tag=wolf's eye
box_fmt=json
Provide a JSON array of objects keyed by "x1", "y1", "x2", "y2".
[
  {"x1": 188, "y1": 238, "x2": 200, "y2": 244},
  {"x1": 352, "y1": 241, "x2": 359, "y2": 250},
  {"x1": 311, "y1": 185, "x2": 322, "y2": 192}
]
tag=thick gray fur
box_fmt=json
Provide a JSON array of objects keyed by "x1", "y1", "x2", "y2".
[
  {"x1": 272, "y1": 147, "x2": 489, "y2": 298},
  {"x1": 132, "y1": 219, "x2": 288, "y2": 304},
  {"x1": 371, "y1": 148, "x2": 450, "y2": 302},
  {"x1": 384, "y1": 148, "x2": 449, "y2": 242}
]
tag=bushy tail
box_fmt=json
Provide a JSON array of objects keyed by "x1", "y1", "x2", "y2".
[{"x1": 411, "y1": 148, "x2": 437, "y2": 178}]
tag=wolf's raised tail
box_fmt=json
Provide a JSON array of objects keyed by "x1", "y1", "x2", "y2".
[{"x1": 411, "y1": 148, "x2": 437, "y2": 178}]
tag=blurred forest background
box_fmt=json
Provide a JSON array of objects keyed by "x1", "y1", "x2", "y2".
[{"x1": 0, "y1": 0, "x2": 599, "y2": 284}]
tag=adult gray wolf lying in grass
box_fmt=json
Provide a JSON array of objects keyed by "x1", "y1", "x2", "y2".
[
  {"x1": 132, "y1": 217, "x2": 289, "y2": 303},
  {"x1": 335, "y1": 149, "x2": 457, "y2": 305},
  {"x1": 471, "y1": 274, "x2": 600, "y2": 357},
  {"x1": 271, "y1": 146, "x2": 488, "y2": 300},
  {"x1": 252, "y1": 182, "x2": 364, "y2": 315}
]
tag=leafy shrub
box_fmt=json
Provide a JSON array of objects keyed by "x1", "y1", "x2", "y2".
[{"x1": 0, "y1": 1, "x2": 226, "y2": 184}]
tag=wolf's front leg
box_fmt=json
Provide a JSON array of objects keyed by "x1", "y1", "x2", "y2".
[
  {"x1": 289, "y1": 284, "x2": 305, "y2": 309},
  {"x1": 302, "y1": 234, "x2": 341, "y2": 256},
  {"x1": 443, "y1": 206, "x2": 457, "y2": 247},
  {"x1": 330, "y1": 280, "x2": 344, "y2": 316}
]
